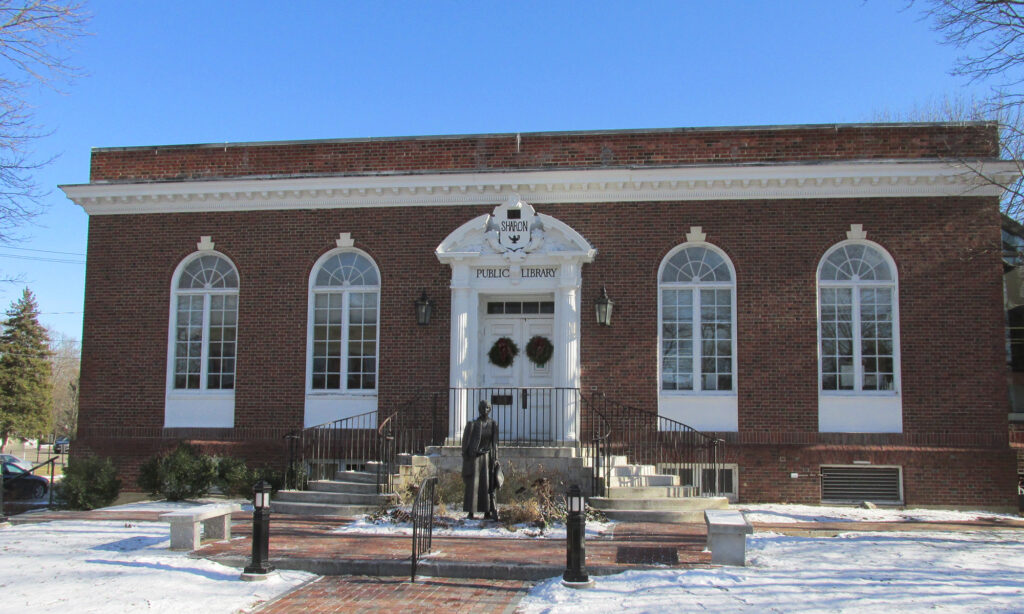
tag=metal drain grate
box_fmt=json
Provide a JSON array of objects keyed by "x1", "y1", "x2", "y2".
[{"x1": 821, "y1": 466, "x2": 902, "y2": 504}]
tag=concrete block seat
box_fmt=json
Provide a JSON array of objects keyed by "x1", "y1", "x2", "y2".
[
  {"x1": 160, "y1": 503, "x2": 242, "y2": 551},
  {"x1": 704, "y1": 509, "x2": 753, "y2": 566}
]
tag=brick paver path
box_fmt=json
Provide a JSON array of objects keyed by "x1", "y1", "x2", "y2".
[{"x1": 256, "y1": 575, "x2": 529, "y2": 614}]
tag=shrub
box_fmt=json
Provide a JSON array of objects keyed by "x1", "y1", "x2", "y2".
[
  {"x1": 137, "y1": 443, "x2": 218, "y2": 501},
  {"x1": 56, "y1": 456, "x2": 121, "y2": 510},
  {"x1": 216, "y1": 456, "x2": 256, "y2": 497},
  {"x1": 498, "y1": 499, "x2": 545, "y2": 528}
]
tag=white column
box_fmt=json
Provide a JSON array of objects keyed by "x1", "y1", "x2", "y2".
[
  {"x1": 448, "y1": 264, "x2": 473, "y2": 443},
  {"x1": 554, "y1": 262, "x2": 582, "y2": 442}
]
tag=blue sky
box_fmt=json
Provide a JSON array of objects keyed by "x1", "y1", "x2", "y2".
[{"x1": 11, "y1": 1, "x2": 989, "y2": 341}]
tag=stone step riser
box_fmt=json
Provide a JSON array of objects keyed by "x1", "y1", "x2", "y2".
[
  {"x1": 607, "y1": 475, "x2": 678, "y2": 487},
  {"x1": 588, "y1": 496, "x2": 729, "y2": 511},
  {"x1": 333, "y1": 471, "x2": 378, "y2": 484},
  {"x1": 603, "y1": 486, "x2": 696, "y2": 498},
  {"x1": 597, "y1": 509, "x2": 711, "y2": 523},
  {"x1": 276, "y1": 490, "x2": 395, "y2": 506},
  {"x1": 609, "y1": 466, "x2": 658, "y2": 477},
  {"x1": 271, "y1": 501, "x2": 381, "y2": 517},
  {"x1": 308, "y1": 480, "x2": 381, "y2": 494}
]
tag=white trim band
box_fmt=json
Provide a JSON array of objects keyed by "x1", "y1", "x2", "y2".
[{"x1": 62, "y1": 161, "x2": 1019, "y2": 215}]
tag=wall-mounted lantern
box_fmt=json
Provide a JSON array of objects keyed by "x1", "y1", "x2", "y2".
[
  {"x1": 594, "y1": 286, "x2": 614, "y2": 327},
  {"x1": 415, "y1": 290, "x2": 433, "y2": 326}
]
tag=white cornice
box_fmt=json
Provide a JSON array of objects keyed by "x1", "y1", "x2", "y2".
[{"x1": 61, "y1": 161, "x2": 1021, "y2": 215}]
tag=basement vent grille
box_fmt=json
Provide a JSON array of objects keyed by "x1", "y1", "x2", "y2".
[{"x1": 820, "y1": 465, "x2": 903, "y2": 504}]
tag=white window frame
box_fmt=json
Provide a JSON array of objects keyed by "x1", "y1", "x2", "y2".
[
  {"x1": 816, "y1": 239, "x2": 902, "y2": 433},
  {"x1": 305, "y1": 248, "x2": 381, "y2": 399},
  {"x1": 657, "y1": 242, "x2": 738, "y2": 431},
  {"x1": 164, "y1": 251, "x2": 238, "y2": 428}
]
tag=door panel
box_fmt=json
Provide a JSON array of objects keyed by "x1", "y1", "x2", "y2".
[{"x1": 481, "y1": 315, "x2": 555, "y2": 442}]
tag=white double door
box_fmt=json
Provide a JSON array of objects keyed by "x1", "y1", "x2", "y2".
[{"x1": 480, "y1": 315, "x2": 555, "y2": 442}]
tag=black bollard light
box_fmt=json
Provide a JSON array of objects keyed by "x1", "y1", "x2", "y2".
[
  {"x1": 562, "y1": 484, "x2": 593, "y2": 588},
  {"x1": 240, "y1": 479, "x2": 275, "y2": 581}
]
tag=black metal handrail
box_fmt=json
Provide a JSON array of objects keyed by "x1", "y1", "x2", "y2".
[
  {"x1": 410, "y1": 476, "x2": 438, "y2": 582},
  {"x1": 581, "y1": 392, "x2": 725, "y2": 498},
  {"x1": 285, "y1": 392, "x2": 440, "y2": 493},
  {"x1": 2, "y1": 456, "x2": 58, "y2": 507},
  {"x1": 447, "y1": 387, "x2": 580, "y2": 446},
  {"x1": 286, "y1": 409, "x2": 381, "y2": 486}
]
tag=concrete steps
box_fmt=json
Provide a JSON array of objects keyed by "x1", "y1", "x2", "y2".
[
  {"x1": 271, "y1": 470, "x2": 395, "y2": 518},
  {"x1": 270, "y1": 500, "x2": 383, "y2": 517},
  {"x1": 588, "y1": 459, "x2": 728, "y2": 522}
]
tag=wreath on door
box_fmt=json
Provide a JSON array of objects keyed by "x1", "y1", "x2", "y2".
[
  {"x1": 526, "y1": 335, "x2": 554, "y2": 367},
  {"x1": 488, "y1": 337, "x2": 519, "y2": 368}
]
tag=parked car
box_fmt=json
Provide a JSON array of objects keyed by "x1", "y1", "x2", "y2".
[
  {"x1": 54, "y1": 437, "x2": 70, "y2": 454},
  {"x1": 2, "y1": 458, "x2": 48, "y2": 500}
]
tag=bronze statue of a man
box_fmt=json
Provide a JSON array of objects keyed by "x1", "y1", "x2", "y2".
[{"x1": 462, "y1": 399, "x2": 499, "y2": 519}]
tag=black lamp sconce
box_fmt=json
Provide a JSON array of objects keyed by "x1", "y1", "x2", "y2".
[
  {"x1": 594, "y1": 286, "x2": 614, "y2": 326},
  {"x1": 415, "y1": 290, "x2": 433, "y2": 326}
]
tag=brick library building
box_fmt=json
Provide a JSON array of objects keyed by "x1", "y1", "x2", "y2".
[{"x1": 61, "y1": 123, "x2": 1021, "y2": 510}]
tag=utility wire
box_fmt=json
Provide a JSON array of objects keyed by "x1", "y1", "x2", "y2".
[
  {"x1": 0, "y1": 246, "x2": 85, "y2": 257},
  {"x1": 0, "y1": 252, "x2": 85, "y2": 264}
]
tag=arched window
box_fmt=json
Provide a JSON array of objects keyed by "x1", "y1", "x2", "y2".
[
  {"x1": 659, "y1": 245, "x2": 736, "y2": 393},
  {"x1": 308, "y1": 250, "x2": 380, "y2": 392},
  {"x1": 818, "y1": 242, "x2": 899, "y2": 393},
  {"x1": 170, "y1": 253, "x2": 239, "y2": 391}
]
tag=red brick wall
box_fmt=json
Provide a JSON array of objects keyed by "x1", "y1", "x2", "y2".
[
  {"x1": 735, "y1": 445, "x2": 1015, "y2": 506},
  {"x1": 88, "y1": 124, "x2": 999, "y2": 183},
  {"x1": 76, "y1": 194, "x2": 1015, "y2": 505}
]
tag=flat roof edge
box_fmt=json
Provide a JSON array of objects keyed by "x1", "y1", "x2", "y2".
[{"x1": 89, "y1": 121, "x2": 999, "y2": 153}]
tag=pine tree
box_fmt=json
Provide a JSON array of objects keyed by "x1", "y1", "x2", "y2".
[{"x1": 0, "y1": 288, "x2": 52, "y2": 452}]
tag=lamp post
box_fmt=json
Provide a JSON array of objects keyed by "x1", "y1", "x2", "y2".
[
  {"x1": 415, "y1": 290, "x2": 433, "y2": 326},
  {"x1": 241, "y1": 480, "x2": 274, "y2": 580},
  {"x1": 562, "y1": 484, "x2": 593, "y2": 588},
  {"x1": 594, "y1": 286, "x2": 613, "y2": 326}
]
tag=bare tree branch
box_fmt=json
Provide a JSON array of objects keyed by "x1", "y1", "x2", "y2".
[
  {"x1": 0, "y1": 2, "x2": 88, "y2": 280},
  {"x1": 916, "y1": 2, "x2": 1024, "y2": 218}
]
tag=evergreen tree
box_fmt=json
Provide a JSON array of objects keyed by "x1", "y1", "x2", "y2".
[{"x1": 0, "y1": 288, "x2": 52, "y2": 451}]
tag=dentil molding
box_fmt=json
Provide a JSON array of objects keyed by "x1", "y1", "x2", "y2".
[{"x1": 61, "y1": 160, "x2": 1021, "y2": 215}]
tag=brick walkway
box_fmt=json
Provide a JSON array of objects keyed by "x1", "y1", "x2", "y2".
[{"x1": 256, "y1": 576, "x2": 529, "y2": 614}]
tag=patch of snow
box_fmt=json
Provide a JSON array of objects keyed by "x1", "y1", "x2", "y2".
[
  {"x1": 0, "y1": 519, "x2": 313, "y2": 613},
  {"x1": 735, "y1": 503, "x2": 1020, "y2": 524},
  {"x1": 519, "y1": 529, "x2": 1024, "y2": 613}
]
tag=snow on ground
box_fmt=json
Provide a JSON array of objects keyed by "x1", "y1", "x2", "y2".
[
  {"x1": 0, "y1": 519, "x2": 313, "y2": 613},
  {"x1": 736, "y1": 503, "x2": 1019, "y2": 524},
  {"x1": 335, "y1": 508, "x2": 613, "y2": 539},
  {"x1": 519, "y1": 529, "x2": 1024, "y2": 613}
]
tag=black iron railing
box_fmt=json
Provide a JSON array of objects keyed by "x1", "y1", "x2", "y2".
[
  {"x1": 410, "y1": 476, "x2": 438, "y2": 582},
  {"x1": 582, "y1": 392, "x2": 724, "y2": 498},
  {"x1": 285, "y1": 393, "x2": 440, "y2": 494},
  {"x1": 2, "y1": 456, "x2": 58, "y2": 508},
  {"x1": 447, "y1": 387, "x2": 580, "y2": 446}
]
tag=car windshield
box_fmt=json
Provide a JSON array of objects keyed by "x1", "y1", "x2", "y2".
[{"x1": 3, "y1": 458, "x2": 32, "y2": 472}]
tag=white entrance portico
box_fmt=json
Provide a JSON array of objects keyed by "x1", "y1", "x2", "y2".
[{"x1": 436, "y1": 195, "x2": 596, "y2": 443}]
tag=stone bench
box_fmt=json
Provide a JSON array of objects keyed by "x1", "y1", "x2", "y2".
[
  {"x1": 160, "y1": 503, "x2": 242, "y2": 551},
  {"x1": 704, "y1": 509, "x2": 753, "y2": 566}
]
